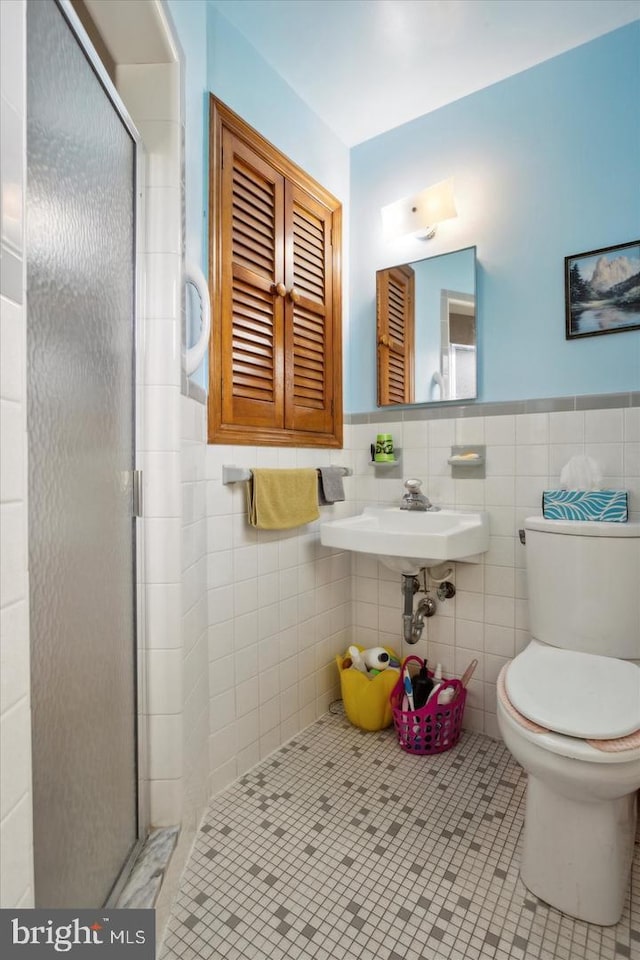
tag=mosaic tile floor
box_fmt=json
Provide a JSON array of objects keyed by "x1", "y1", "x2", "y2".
[{"x1": 161, "y1": 707, "x2": 640, "y2": 960}]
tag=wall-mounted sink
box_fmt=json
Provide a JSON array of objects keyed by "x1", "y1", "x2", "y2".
[{"x1": 320, "y1": 506, "x2": 490, "y2": 574}]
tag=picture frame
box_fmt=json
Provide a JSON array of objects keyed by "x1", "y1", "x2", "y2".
[{"x1": 565, "y1": 240, "x2": 640, "y2": 340}]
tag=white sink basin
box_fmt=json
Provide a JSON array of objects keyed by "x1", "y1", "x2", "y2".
[{"x1": 320, "y1": 506, "x2": 490, "y2": 574}]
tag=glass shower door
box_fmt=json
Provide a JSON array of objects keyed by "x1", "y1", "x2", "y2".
[{"x1": 27, "y1": 0, "x2": 139, "y2": 907}]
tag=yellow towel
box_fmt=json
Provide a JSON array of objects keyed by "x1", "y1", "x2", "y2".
[{"x1": 247, "y1": 468, "x2": 320, "y2": 530}]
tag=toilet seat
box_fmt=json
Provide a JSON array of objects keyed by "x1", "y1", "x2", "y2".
[
  {"x1": 505, "y1": 641, "x2": 640, "y2": 740},
  {"x1": 497, "y1": 665, "x2": 640, "y2": 762}
]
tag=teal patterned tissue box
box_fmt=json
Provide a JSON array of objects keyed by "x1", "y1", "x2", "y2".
[{"x1": 542, "y1": 490, "x2": 628, "y2": 522}]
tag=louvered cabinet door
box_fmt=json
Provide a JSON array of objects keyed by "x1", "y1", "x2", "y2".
[
  {"x1": 220, "y1": 130, "x2": 286, "y2": 429},
  {"x1": 209, "y1": 96, "x2": 342, "y2": 447},
  {"x1": 376, "y1": 264, "x2": 415, "y2": 405},
  {"x1": 284, "y1": 182, "x2": 336, "y2": 435}
]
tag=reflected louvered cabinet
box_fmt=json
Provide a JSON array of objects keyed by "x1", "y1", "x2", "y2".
[
  {"x1": 376, "y1": 263, "x2": 415, "y2": 405},
  {"x1": 209, "y1": 97, "x2": 342, "y2": 447}
]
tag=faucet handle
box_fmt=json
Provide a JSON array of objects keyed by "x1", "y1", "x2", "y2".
[{"x1": 404, "y1": 478, "x2": 423, "y2": 494}]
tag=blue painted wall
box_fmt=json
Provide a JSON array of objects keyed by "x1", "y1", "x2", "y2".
[
  {"x1": 205, "y1": 7, "x2": 349, "y2": 203},
  {"x1": 167, "y1": 7, "x2": 638, "y2": 412},
  {"x1": 167, "y1": 0, "x2": 350, "y2": 248},
  {"x1": 167, "y1": 0, "x2": 207, "y2": 271},
  {"x1": 166, "y1": 0, "x2": 208, "y2": 387},
  {"x1": 166, "y1": 1, "x2": 350, "y2": 390},
  {"x1": 349, "y1": 23, "x2": 640, "y2": 413}
]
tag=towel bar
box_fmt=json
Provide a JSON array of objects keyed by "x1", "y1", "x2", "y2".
[{"x1": 222, "y1": 464, "x2": 352, "y2": 485}]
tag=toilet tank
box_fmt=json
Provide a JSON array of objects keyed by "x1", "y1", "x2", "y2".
[{"x1": 524, "y1": 517, "x2": 640, "y2": 659}]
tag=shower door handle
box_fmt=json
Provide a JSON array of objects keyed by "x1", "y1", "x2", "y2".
[
  {"x1": 184, "y1": 260, "x2": 211, "y2": 375},
  {"x1": 132, "y1": 470, "x2": 143, "y2": 518}
]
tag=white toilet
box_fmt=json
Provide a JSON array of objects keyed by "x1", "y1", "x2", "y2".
[{"x1": 497, "y1": 516, "x2": 640, "y2": 925}]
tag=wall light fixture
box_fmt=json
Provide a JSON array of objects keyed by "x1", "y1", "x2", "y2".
[{"x1": 381, "y1": 178, "x2": 457, "y2": 241}]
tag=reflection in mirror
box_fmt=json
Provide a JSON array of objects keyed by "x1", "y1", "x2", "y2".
[{"x1": 376, "y1": 246, "x2": 476, "y2": 405}]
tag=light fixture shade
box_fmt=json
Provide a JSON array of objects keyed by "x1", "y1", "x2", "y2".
[{"x1": 381, "y1": 178, "x2": 457, "y2": 240}]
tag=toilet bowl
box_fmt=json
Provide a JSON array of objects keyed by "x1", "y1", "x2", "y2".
[
  {"x1": 499, "y1": 517, "x2": 640, "y2": 925},
  {"x1": 497, "y1": 676, "x2": 640, "y2": 925}
]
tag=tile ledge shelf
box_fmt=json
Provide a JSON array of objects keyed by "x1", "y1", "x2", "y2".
[{"x1": 346, "y1": 391, "x2": 640, "y2": 424}]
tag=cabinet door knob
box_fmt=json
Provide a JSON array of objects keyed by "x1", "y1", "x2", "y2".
[
  {"x1": 289, "y1": 286, "x2": 301, "y2": 304},
  {"x1": 272, "y1": 282, "x2": 286, "y2": 297}
]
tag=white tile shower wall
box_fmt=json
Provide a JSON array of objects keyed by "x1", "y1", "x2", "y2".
[
  {"x1": 117, "y1": 49, "x2": 227, "y2": 942},
  {"x1": 0, "y1": 0, "x2": 33, "y2": 909},
  {"x1": 345, "y1": 406, "x2": 640, "y2": 740},
  {"x1": 116, "y1": 62, "x2": 185, "y2": 830},
  {"x1": 117, "y1": 55, "x2": 202, "y2": 941},
  {"x1": 205, "y1": 445, "x2": 354, "y2": 794}
]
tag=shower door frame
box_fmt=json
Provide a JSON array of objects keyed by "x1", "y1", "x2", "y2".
[{"x1": 47, "y1": 0, "x2": 150, "y2": 906}]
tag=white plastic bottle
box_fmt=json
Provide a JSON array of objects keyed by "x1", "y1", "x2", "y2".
[
  {"x1": 362, "y1": 647, "x2": 391, "y2": 670},
  {"x1": 348, "y1": 645, "x2": 368, "y2": 674}
]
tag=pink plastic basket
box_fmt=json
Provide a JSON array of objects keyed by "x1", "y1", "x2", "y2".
[{"x1": 389, "y1": 655, "x2": 466, "y2": 756}]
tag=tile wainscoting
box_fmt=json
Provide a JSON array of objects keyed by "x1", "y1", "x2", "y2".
[
  {"x1": 344, "y1": 392, "x2": 639, "y2": 739},
  {"x1": 204, "y1": 441, "x2": 353, "y2": 797},
  {"x1": 202, "y1": 392, "x2": 638, "y2": 791}
]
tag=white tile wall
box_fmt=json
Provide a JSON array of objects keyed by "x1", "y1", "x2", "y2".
[
  {"x1": 124, "y1": 42, "x2": 211, "y2": 934},
  {"x1": 179, "y1": 395, "x2": 209, "y2": 838},
  {"x1": 116, "y1": 61, "x2": 185, "y2": 831},
  {"x1": 204, "y1": 446, "x2": 353, "y2": 793},
  {"x1": 346, "y1": 404, "x2": 640, "y2": 740}
]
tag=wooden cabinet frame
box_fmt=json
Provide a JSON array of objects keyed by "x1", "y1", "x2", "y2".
[{"x1": 208, "y1": 96, "x2": 343, "y2": 447}]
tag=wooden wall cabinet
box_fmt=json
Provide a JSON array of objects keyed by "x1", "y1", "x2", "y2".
[{"x1": 208, "y1": 96, "x2": 343, "y2": 447}]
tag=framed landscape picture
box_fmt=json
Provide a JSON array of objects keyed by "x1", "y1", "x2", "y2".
[{"x1": 565, "y1": 240, "x2": 640, "y2": 339}]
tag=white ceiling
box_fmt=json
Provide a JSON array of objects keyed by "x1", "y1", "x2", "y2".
[{"x1": 209, "y1": 0, "x2": 640, "y2": 146}]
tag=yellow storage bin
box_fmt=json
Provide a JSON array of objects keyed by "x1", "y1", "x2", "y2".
[{"x1": 336, "y1": 645, "x2": 401, "y2": 731}]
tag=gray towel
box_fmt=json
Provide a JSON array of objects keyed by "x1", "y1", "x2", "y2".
[{"x1": 318, "y1": 466, "x2": 345, "y2": 504}]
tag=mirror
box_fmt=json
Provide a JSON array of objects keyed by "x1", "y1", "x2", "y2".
[{"x1": 376, "y1": 245, "x2": 477, "y2": 405}]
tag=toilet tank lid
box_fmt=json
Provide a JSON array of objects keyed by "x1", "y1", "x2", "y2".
[
  {"x1": 506, "y1": 641, "x2": 640, "y2": 740},
  {"x1": 525, "y1": 516, "x2": 640, "y2": 538}
]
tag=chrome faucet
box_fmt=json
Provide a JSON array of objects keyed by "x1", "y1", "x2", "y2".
[{"x1": 400, "y1": 478, "x2": 434, "y2": 511}]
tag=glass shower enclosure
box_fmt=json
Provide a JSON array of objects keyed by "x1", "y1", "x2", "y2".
[{"x1": 27, "y1": 0, "x2": 141, "y2": 908}]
